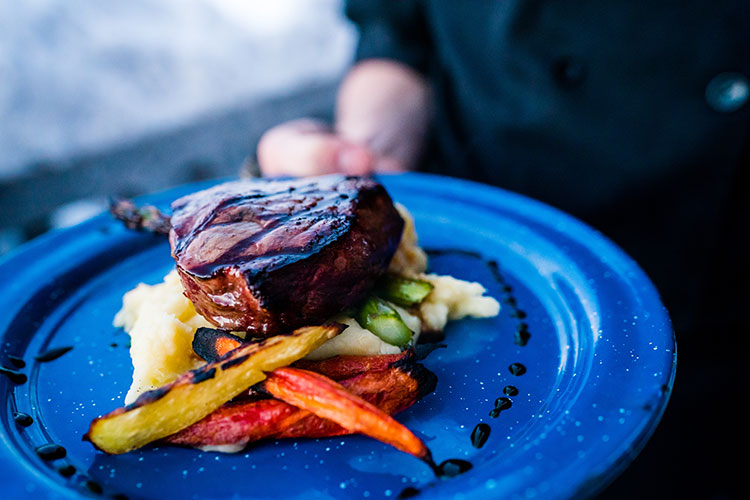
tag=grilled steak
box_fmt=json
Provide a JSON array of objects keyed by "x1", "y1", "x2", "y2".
[{"x1": 169, "y1": 175, "x2": 404, "y2": 336}]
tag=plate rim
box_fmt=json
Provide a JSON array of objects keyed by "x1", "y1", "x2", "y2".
[{"x1": 0, "y1": 172, "x2": 677, "y2": 500}]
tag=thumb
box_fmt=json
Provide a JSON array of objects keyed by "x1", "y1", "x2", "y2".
[
  {"x1": 258, "y1": 120, "x2": 374, "y2": 177},
  {"x1": 335, "y1": 142, "x2": 376, "y2": 175}
]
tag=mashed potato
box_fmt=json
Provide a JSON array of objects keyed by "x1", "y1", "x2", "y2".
[
  {"x1": 417, "y1": 273, "x2": 501, "y2": 332},
  {"x1": 113, "y1": 271, "x2": 214, "y2": 403},
  {"x1": 388, "y1": 203, "x2": 428, "y2": 277},
  {"x1": 115, "y1": 205, "x2": 499, "y2": 403}
]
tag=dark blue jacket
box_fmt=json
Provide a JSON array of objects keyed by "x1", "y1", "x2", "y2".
[{"x1": 347, "y1": 0, "x2": 749, "y2": 335}]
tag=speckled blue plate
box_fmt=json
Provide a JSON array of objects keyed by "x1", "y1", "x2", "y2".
[{"x1": 0, "y1": 173, "x2": 675, "y2": 500}]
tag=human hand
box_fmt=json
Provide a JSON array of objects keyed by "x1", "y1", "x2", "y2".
[
  {"x1": 257, "y1": 119, "x2": 405, "y2": 177},
  {"x1": 257, "y1": 59, "x2": 430, "y2": 178}
]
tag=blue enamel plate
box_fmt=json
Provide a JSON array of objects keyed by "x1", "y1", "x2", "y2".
[{"x1": 0, "y1": 173, "x2": 675, "y2": 500}]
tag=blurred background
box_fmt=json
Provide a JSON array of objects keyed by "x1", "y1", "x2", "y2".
[
  {"x1": 1, "y1": 2, "x2": 743, "y2": 500},
  {"x1": 0, "y1": 0, "x2": 355, "y2": 254}
]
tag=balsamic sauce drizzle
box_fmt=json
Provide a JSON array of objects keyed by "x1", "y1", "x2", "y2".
[
  {"x1": 515, "y1": 323, "x2": 531, "y2": 346},
  {"x1": 83, "y1": 480, "x2": 104, "y2": 495},
  {"x1": 35, "y1": 443, "x2": 67, "y2": 461},
  {"x1": 435, "y1": 458, "x2": 473, "y2": 477},
  {"x1": 489, "y1": 397, "x2": 513, "y2": 418},
  {"x1": 398, "y1": 486, "x2": 421, "y2": 498},
  {"x1": 425, "y1": 248, "x2": 533, "y2": 469},
  {"x1": 470, "y1": 423, "x2": 491, "y2": 448},
  {"x1": 509, "y1": 362, "x2": 527, "y2": 376},
  {"x1": 503, "y1": 385, "x2": 519, "y2": 397},
  {"x1": 34, "y1": 346, "x2": 74, "y2": 363},
  {"x1": 4, "y1": 351, "x2": 127, "y2": 498},
  {"x1": 58, "y1": 464, "x2": 77, "y2": 478},
  {"x1": 13, "y1": 411, "x2": 33, "y2": 427},
  {"x1": 510, "y1": 309, "x2": 527, "y2": 319},
  {"x1": 0, "y1": 366, "x2": 27, "y2": 384},
  {"x1": 8, "y1": 355, "x2": 26, "y2": 368}
]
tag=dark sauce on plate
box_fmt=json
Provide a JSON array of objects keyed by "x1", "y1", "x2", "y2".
[
  {"x1": 398, "y1": 486, "x2": 421, "y2": 498},
  {"x1": 425, "y1": 249, "x2": 532, "y2": 454},
  {"x1": 515, "y1": 323, "x2": 531, "y2": 346},
  {"x1": 8, "y1": 355, "x2": 25, "y2": 368},
  {"x1": 470, "y1": 423, "x2": 491, "y2": 448},
  {"x1": 494, "y1": 397, "x2": 513, "y2": 410},
  {"x1": 435, "y1": 458, "x2": 473, "y2": 478},
  {"x1": 34, "y1": 346, "x2": 73, "y2": 362},
  {"x1": 35, "y1": 443, "x2": 67, "y2": 461},
  {"x1": 83, "y1": 480, "x2": 103, "y2": 495},
  {"x1": 57, "y1": 464, "x2": 76, "y2": 477},
  {"x1": 13, "y1": 411, "x2": 33, "y2": 427},
  {"x1": 0, "y1": 366, "x2": 27, "y2": 384},
  {"x1": 503, "y1": 385, "x2": 519, "y2": 396},
  {"x1": 509, "y1": 362, "x2": 527, "y2": 376},
  {"x1": 424, "y1": 453, "x2": 474, "y2": 476},
  {"x1": 489, "y1": 397, "x2": 513, "y2": 418}
]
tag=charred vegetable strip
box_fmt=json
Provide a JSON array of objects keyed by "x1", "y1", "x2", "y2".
[
  {"x1": 109, "y1": 199, "x2": 171, "y2": 235},
  {"x1": 293, "y1": 352, "x2": 410, "y2": 381},
  {"x1": 165, "y1": 398, "x2": 307, "y2": 450},
  {"x1": 377, "y1": 274, "x2": 434, "y2": 307},
  {"x1": 85, "y1": 324, "x2": 343, "y2": 454},
  {"x1": 192, "y1": 328, "x2": 247, "y2": 362},
  {"x1": 167, "y1": 362, "x2": 436, "y2": 451},
  {"x1": 264, "y1": 367, "x2": 433, "y2": 463},
  {"x1": 192, "y1": 327, "x2": 415, "y2": 380},
  {"x1": 356, "y1": 297, "x2": 413, "y2": 347}
]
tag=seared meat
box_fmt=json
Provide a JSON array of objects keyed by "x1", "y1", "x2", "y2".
[{"x1": 169, "y1": 175, "x2": 404, "y2": 336}]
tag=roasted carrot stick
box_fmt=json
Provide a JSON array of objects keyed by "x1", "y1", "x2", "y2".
[
  {"x1": 166, "y1": 363, "x2": 434, "y2": 448},
  {"x1": 292, "y1": 352, "x2": 409, "y2": 381},
  {"x1": 264, "y1": 367, "x2": 433, "y2": 463},
  {"x1": 188, "y1": 327, "x2": 437, "y2": 466}
]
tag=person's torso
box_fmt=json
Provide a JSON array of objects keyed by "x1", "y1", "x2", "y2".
[{"x1": 420, "y1": 0, "x2": 749, "y2": 332}]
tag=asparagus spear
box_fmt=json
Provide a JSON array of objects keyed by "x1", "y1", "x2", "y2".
[
  {"x1": 377, "y1": 274, "x2": 434, "y2": 307},
  {"x1": 356, "y1": 297, "x2": 413, "y2": 347}
]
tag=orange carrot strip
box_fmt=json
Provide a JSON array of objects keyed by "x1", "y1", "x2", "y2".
[
  {"x1": 192, "y1": 328, "x2": 245, "y2": 362},
  {"x1": 166, "y1": 363, "x2": 437, "y2": 449},
  {"x1": 292, "y1": 351, "x2": 409, "y2": 380},
  {"x1": 215, "y1": 336, "x2": 242, "y2": 357},
  {"x1": 264, "y1": 367, "x2": 433, "y2": 463}
]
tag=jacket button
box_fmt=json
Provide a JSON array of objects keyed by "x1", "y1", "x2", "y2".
[
  {"x1": 705, "y1": 72, "x2": 749, "y2": 112},
  {"x1": 553, "y1": 56, "x2": 587, "y2": 88}
]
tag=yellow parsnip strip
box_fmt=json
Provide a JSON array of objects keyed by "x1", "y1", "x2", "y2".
[{"x1": 85, "y1": 324, "x2": 343, "y2": 454}]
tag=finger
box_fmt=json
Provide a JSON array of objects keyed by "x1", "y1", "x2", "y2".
[
  {"x1": 258, "y1": 120, "x2": 375, "y2": 177},
  {"x1": 336, "y1": 143, "x2": 375, "y2": 175},
  {"x1": 372, "y1": 155, "x2": 408, "y2": 173},
  {"x1": 257, "y1": 121, "x2": 334, "y2": 177}
]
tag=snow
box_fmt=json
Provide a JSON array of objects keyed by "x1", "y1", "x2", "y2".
[{"x1": 0, "y1": 0, "x2": 356, "y2": 178}]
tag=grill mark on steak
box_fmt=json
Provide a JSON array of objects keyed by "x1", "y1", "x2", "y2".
[
  {"x1": 169, "y1": 175, "x2": 404, "y2": 336},
  {"x1": 171, "y1": 180, "x2": 356, "y2": 279},
  {"x1": 172, "y1": 189, "x2": 295, "y2": 256},
  {"x1": 190, "y1": 212, "x2": 347, "y2": 280}
]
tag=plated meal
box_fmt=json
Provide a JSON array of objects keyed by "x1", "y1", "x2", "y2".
[
  {"x1": 0, "y1": 172, "x2": 675, "y2": 500},
  {"x1": 85, "y1": 175, "x2": 499, "y2": 472}
]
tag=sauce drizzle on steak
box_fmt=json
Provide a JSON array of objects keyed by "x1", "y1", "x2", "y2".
[{"x1": 169, "y1": 175, "x2": 404, "y2": 336}]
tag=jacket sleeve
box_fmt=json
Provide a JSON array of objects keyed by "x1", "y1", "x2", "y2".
[{"x1": 344, "y1": 0, "x2": 431, "y2": 75}]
